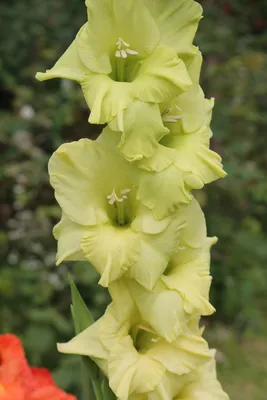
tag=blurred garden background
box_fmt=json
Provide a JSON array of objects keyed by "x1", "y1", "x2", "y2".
[{"x1": 0, "y1": 0, "x2": 267, "y2": 398}]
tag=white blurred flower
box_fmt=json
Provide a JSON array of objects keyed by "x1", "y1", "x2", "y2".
[{"x1": 19, "y1": 105, "x2": 35, "y2": 120}]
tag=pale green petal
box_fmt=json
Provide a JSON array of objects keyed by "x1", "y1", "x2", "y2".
[
  {"x1": 85, "y1": 0, "x2": 160, "y2": 59},
  {"x1": 36, "y1": 27, "x2": 88, "y2": 82},
  {"x1": 107, "y1": 0, "x2": 160, "y2": 58},
  {"x1": 57, "y1": 319, "x2": 108, "y2": 369},
  {"x1": 179, "y1": 351, "x2": 230, "y2": 400},
  {"x1": 108, "y1": 338, "x2": 138, "y2": 400},
  {"x1": 99, "y1": 281, "x2": 138, "y2": 352},
  {"x1": 144, "y1": 0, "x2": 203, "y2": 55},
  {"x1": 76, "y1": 22, "x2": 113, "y2": 74},
  {"x1": 134, "y1": 47, "x2": 192, "y2": 103},
  {"x1": 115, "y1": 102, "x2": 169, "y2": 161},
  {"x1": 185, "y1": 51, "x2": 202, "y2": 86},
  {"x1": 161, "y1": 52, "x2": 211, "y2": 134},
  {"x1": 172, "y1": 199, "x2": 207, "y2": 266},
  {"x1": 99, "y1": 304, "x2": 133, "y2": 352},
  {"x1": 100, "y1": 115, "x2": 173, "y2": 170},
  {"x1": 178, "y1": 199, "x2": 207, "y2": 251},
  {"x1": 165, "y1": 372, "x2": 197, "y2": 400},
  {"x1": 205, "y1": 98, "x2": 215, "y2": 126},
  {"x1": 82, "y1": 74, "x2": 134, "y2": 125},
  {"x1": 97, "y1": 125, "x2": 173, "y2": 175},
  {"x1": 136, "y1": 145, "x2": 176, "y2": 172},
  {"x1": 129, "y1": 372, "x2": 195, "y2": 400},
  {"x1": 108, "y1": 279, "x2": 137, "y2": 320},
  {"x1": 112, "y1": 0, "x2": 160, "y2": 58},
  {"x1": 137, "y1": 165, "x2": 192, "y2": 220},
  {"x1": 147, "y1": 377, "x2": 178, "y2": 400},
  {"x1": 109, "y1": 336, "x2": 165, "y2": 399},
  {"x1": 131, "y1": 355, "x2": 166, "y2": 395},
  {"x1": 126, "y1": 279, "x2": 186, "y2": 342},
  {"x1": 96, "y1": 126, "x2": 121, "y2": 149},
  {"x1": 53, "y1": 213, "x2": 85, "y2": 265},
  {"x1": 177, "y1": 85, "x2": 206, "y2": 133},
  {"x1": 128, "y1": 219, "x2": 183, "y2": 290},
  {"x1": 48, "y1": 140, "x2": 108, "y2": 226},
  {"x1": 81, "y1": 224, "x2": 141, "y2": 287},
  {"x1": 146, "y1": 333, "x2": 211, "y2": 376},
  {"x1": 162, "y1": 238, "x2": 216, "y2": 316},
  {"x1": 131, "y1": 204, "x2": 172, "y2": 234},
  {"x1": 171, "y1": 126, "x2": 227, "y2": 186}
]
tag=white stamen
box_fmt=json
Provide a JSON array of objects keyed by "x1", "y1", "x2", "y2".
[
  {"x1": 162, "y1": 105, "x2": 183, "y2": 123},
  {"x1": 107, "y1": 188, "x2": 131, "y2": 205},
  {"x1": 120, "y1": 189, "x2": 131, "y2": 195},
  {"x1": 115, "y1": 37, "x2": 138, "y2": 58},
  {"x1": 163, "y1": 115, "x2": 183, "y2": 123},
  {"x1": 121, "y1": 49, "x2": 127, "y2": 59},
  {"x1": 126, "y1": 48, "x2": 139, "y2": 55},
  {"x1": 151, "y1": 338, "x2": 159, "y2": 343},
  {"x1": 116, "y1": 37, "x2": 130, "y2": 48}
]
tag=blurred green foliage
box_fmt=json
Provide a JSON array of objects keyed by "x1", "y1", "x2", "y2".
[{"x1": 0, "y1": 0, "x2": 267, "y2": 397}]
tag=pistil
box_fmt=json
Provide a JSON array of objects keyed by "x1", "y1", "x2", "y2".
[
  {"x1": 115, "y1": 37, "x2": 138, "y2": 82},
  {"x1": 107, "y1": 188, "x2": 131, "y2": 226}
]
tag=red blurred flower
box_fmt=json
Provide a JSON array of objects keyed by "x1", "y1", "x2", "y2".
[
  {"x1": 27, "y1": 367, "x2": 76, "y2": 400},
  {"x1": 0, "y1": 334, "x2": 76, "y2": 400},
  {"x1": 0, "y1": 382, "x2": 24, "y2": 400},
  {"x1": 0, "y1": 334, "x2": 31, "y2": 385}
]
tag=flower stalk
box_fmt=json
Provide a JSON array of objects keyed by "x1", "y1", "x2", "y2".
[{"x1": 36, "y1": 0, "x2": 230, "y2": 399}]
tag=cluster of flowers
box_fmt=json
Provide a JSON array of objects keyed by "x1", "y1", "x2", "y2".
[
  {"x1": 0, "y1": 334, "x2": 75, "y2": 400},
  {"x1": 36, "y1": 0, "x2": 230, "y2": 399}
]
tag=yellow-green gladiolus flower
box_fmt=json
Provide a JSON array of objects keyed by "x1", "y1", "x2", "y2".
[
  {"x1": 126, "y1": 233, "x2": 216, "y2": 343},
  {"x1": 124, "y1": 278, "x2": 188, "y2": 343},
  {"x1": 133, "y1": 52, "x2": 227, "y2": 219},
  {"x1": 58, "y1": 280, "x2": 211, "y2": 400},
  {"x1": 126, "y1": 199, "x2": 215, "y2": 343},
  {"x1": 161, "y1": 51, "x2": 214, "y2": 134},
  {"x1": 49, "y1": 137, "x2": 185, "y2": 288},
  {"x1": 161, "y1": 198, "x2": 216, "y2": 317},
  {"x1": 137, "y1": 125, "x2": 226, "y2": 220},
  {"x1": 34, "y1": 0, "x2": 205, "y2": 161}
]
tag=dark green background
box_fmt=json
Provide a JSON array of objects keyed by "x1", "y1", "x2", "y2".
[{"x1": 1, "y1": 0, "x2": 267, "y2": 398}]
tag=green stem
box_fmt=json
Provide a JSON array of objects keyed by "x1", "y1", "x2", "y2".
[{"x1": 80, "y1": 360, "x2": 92, "y2": 400}]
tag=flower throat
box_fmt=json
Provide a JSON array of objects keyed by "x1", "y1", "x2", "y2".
[{"x1": 107, "y1": 188, "x2": 131, "y2": 226}]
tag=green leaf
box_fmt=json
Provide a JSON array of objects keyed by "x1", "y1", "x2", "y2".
[
  {"x1": 69, "y1": 274, "x2": 102, "y2": 400},
  {"x1": 69, "y1": 273, "x2": 94, "y2": 332},
  {"x1": 101, "y1": 377, "x2": 116, "y2": 400}
]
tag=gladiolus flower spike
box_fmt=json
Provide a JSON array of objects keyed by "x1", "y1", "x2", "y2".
[{"x1": 36, "y1": 0, "x2": 229, "y2": 399}]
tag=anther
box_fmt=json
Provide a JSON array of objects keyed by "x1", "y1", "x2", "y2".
[
  {"x1": 115, "y1": 37, "x2": 138, "y2": 58},
  {"x1": 162, "y1": 105, "x2": 183, "y2": 123},
  {"x1": 107, "y1": 188, "x2": 131, "y2": 205}
]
